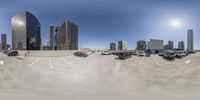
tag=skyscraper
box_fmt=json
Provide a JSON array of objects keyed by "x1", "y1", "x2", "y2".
[
  {"x1": 110, "y1": 42, "x2": 116, "y2": 50},
  {"x1": 48, "y1": 25, "x2": 54, "y2": 50},
  {"x1": 57, "y1": 20, "x2": 78, "y2": 50},
  {"x1": 118, "y1": 40, "x2": 127, "y2": 50},
  {"x1": 12, "y1": 11, "x2": 41, "y2": 50},
  {"x1": 54, "y1": 26, "x2": 60, "y2": 50},
  {"x1": 137, "y1": 40, "x2": 146, "y2": 51},
  {"x1": 187, "y1": 29, "x2": 194, "y2": 51},
  {"x1": 1, "y1": 33, "x2": 7, "y2": 50},
  {"x1": 178, "y1": 41, "x2": 185, "y2": 50},
  {"x1": 149, "y1": 39, "x2": 164, "y2": 53},
  {"x1": 168, "y1": 41, "x2": 174, "y2": 50}
]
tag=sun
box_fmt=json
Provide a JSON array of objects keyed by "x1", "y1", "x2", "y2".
[{"x1": 170, "y1": 19, "x2": 182, "y2": 27}]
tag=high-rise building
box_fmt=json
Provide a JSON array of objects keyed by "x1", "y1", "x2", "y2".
[
  {"x1": 48, "y1": 25, "x2": 54, "y2": 50},
  {"x1": 168, "y1": 41, "x2": 174, "y2": 50},
  {"x1": 57, "y1": 20, "x2": 78, "y2": 50},
  {"x1": 1, "y1": 33, "x2": 7, "y2": 50},
  {"x1": 137, "y1": 40, "x2": 146, "y2": 51},
  {"x1": 178, "y1": 41, "x2": 185, "y2": 50},
  {"x1": 187, "y1": 29, "x2": 194, "y2": 51},
  {"x1": 54, "y1": 26, "x2": 60, "y2": 50},
  {"x1": 118, "y1": 40, "x2": 127, "y2": 50},
  {"x1": 149, "y1": 39, "x2": 164, "y2": 53},
  {"x1": 12, "y1": 11, "x2": 41, "y2": 50},
  {"x1": 164, "y1": 44, "x2": 169, "y2": 50},
  {"x1": 110, "y1": 42, "x2": 116, "y2": 50}
]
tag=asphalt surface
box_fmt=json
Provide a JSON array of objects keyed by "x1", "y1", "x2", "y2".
[{"x1": 0, "y1": 52, "x2": 200, "y2": 100}]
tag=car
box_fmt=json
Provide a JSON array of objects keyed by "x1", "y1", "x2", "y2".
[
  {"x1": 74, "y1": 51, "x2": 88, "y2": 57},
  {"x1": 133, "y1": 51, "x2": 138, "y2": 55},
  {"x1": 101, "y1": 51, "x2": 111, "y2": 55},
  {"x1": 117, "y1": 51, "x2": 132, "y2": 60},
  {"x1": 175, "y1": 51, "x2": 183, "y2": 58},
  {"x1": 7, "y1": 51, "x2": 18, "y2": 56},
  {"x1": 158, "y1": 51, "x2": 164, "y2": 56},
  {"x1": 111, "y1": 51, "x2": 119, "y2": 55},
  {"x1": 137, "y1": 51, "x2": 145, "y2": 56},
  {"x1": 163, "y1": 51, "x2": 176, "y2": 59}
]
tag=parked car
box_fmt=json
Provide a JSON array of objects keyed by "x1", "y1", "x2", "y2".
[
  {"x1": 118, "y1": 51, "x2": 132, "y2": 60},
  {"x1": 101, "y1": 51, "x2": 111, "y2": 55},
  {"x1": 175, "y1": 51, "x2": 183, "y2": 58},
  {"x1": 74, "y1": 51, "x2": 87, "y2": 57},
  {"x1": 137, "y1": 51, "x2": 145, "y2": 56},
  {"x1": 163, "y1": 51, "x2": 176, "y2": 59},
  {"x1": 133, "y1": 51, "x2": 138, "y2": 55},
  {"x1": 158, "y1": 51, "x2": 164, "y2": 56},
  {"x1": 7, "y1": 51, "x2": 18, "y2": 56},
  {"x1": 111, "y1": 51, "x2": 119, "y2": 55}
]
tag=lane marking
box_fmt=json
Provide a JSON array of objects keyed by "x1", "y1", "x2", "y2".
[
  {"x1": 152, "y1": 55, "x2": 159, "y2": 65},
  {"x1": 185, "y1": 60, "x2": 190, "y2": 64},
  {"x1": 59, "y1": 57, "x2": 73, "y2": 65},
  {"x1": 28, "y1": 58, "x2": 40, "y2": 67},
  {"x1": 0, "y1": 61, "x2": 4, "y2": 65},
  {"x1": 49, "y1": 58, "x2": 54, "y2": 71},
  {"x1": 139, "y1": 57, "x2": 145, "y2": 64}
]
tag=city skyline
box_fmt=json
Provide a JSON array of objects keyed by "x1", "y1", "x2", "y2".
[{"x1": 0, "y1": 0, "x2": 200, "y2": 49}]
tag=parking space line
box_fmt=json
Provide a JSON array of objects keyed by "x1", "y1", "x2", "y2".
[
  {"x1": 152, "y1": 55, "x2": 159, "y2": 65},
  {"x1": 49, "y1": 58, "x2": 54, "y2": 71},
  {"x1": 139, "y1": 57, "x2": 145, "y2": 64},
  {"x1": 28, "y1": 58, "x2": 40, "y2": 67},
  {"x1": 59, "y1": 57, "x2": 73, "y2": 65}
]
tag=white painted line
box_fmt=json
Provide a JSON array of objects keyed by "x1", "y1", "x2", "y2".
[
  {"x1": 0, "y1": 61, "x2": 4, "y2": 65},
  {"x1": 49, "y1": 58, "x2": 54, "y2": 71},
  {"x1": 139, "y1": 57, "x2": 145, "y2": 64},
  {"x1": 59, "y1": 57, "x2": 73, "y2": 65},
  {"x1": 28, "y1": 58, "x2": 40, "y2": 67},
  {"x1": 185, "y1": 60, "x2": 190, "y2": 64},
  {"x1": 152, "y1": 55, "x2": 159, "y2": 65}
]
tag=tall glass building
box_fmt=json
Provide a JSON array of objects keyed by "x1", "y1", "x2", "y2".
[
  {"x1": 12, "y1": 11, "x2": 41, "y2": 50},
  {"x1": 57, "y1": 20, "x2": 78, "y2": 50}
]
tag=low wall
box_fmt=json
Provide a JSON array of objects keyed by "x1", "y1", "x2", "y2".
[{"x1": 17, "y1": 50, "x2": 78, "y2": 57}]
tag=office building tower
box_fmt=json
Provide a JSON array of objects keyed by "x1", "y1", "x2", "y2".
[
  {"x1": 57, "y1": 20, "x2": 78, "y2": 50},
  {"x1": 164, "y1": 44, "x2": 169, "y2": 50},
  {"x1": 187, "y1": 29, "x2": 194, "y2": 51},
  {"x1": 110, "y1": 42, "x2": 116, "y2": 50},
  {"x1": 178, "y1": 41, "x2": 185, "y2": 50},
  {"x1": 149, "y1": 39, "x2": 164, "y2": 53},
  {"x1": 168, "y1": 41, "x2": 174, "y2": 50},
  {"x1": 118, "y1": 40, "x2": 127, "y2": 50},
  {"x1": 12, "y1": 11, "x2": 41, "y2": 50},
  {"x1": 48, "y1": 25, "x2": 54, "y2": 50},
  {"x1": 54, "y1": 26, "x2": 60, "y2": 50},
  {"x1": 137, "y1": 40, "x2": 146, "y2": 51},
  {"x1": 1, "y1": 33, "x2": 7, "y2": 50}
]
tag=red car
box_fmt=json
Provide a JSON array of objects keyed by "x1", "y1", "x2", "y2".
[{"x1": 74, "y1": 51, "x2": 87, "y2": 57}]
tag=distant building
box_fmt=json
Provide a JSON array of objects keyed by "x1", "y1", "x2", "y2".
[
  {"x1": 137, "y1": 40, "x2": 146, "y2": 51},
  {"x1": 149, "y1": 39, "x2": 164, "y2": 53},
  {"x1": 164, "y1": 44, "x2": 169, "y2": 50},
  {"x1": 118, "y1": 40, "x2": 127, "y2": 50},
  {"x1": 12, "y1": 11, "x2": 41, "y2": 50},
  {"x1": 1, "y1": 33, "x2": 7, "y2": 50},
  {"x1": 110, "y1": 42, "x2": 116, "y2": 50},
  {"x1": 187, "y1": 29, "x2": 194, "y2": 51},
  {"x1": 57, "y1": 20, "x2": 78, "y2": 50},
  {"x1": 48, "y1": 25, "x2": 54, "y2": 50},
  {"x1": 147, "y1": 41, "x2": 150, "y2": 50},
  {"x1": 54, "y1": 26, "x2": 60, "y2": 50},
  {"x1": 168, "y1": 41, "x2": 174, "y2": 50},
  {"x1": 178, "y1": 41, "x2": 185, "y2": 50}
]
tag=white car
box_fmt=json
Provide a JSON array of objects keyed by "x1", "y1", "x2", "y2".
[{"x1": 138, "y1": 51, "x2": 145, "y2": 56}]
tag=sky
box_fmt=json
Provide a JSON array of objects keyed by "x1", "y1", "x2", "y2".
[{"x1": 0, "y1": 0, "x2": 200, "y2": 49}]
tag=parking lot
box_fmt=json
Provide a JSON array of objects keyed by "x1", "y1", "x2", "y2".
[{"x1": 0, "y1": 52, "x2": 200, "y2": 100}]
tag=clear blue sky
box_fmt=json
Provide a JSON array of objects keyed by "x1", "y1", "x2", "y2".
[{"x1": 0, "y1": 0, "x2": 199, "y2": 49}]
